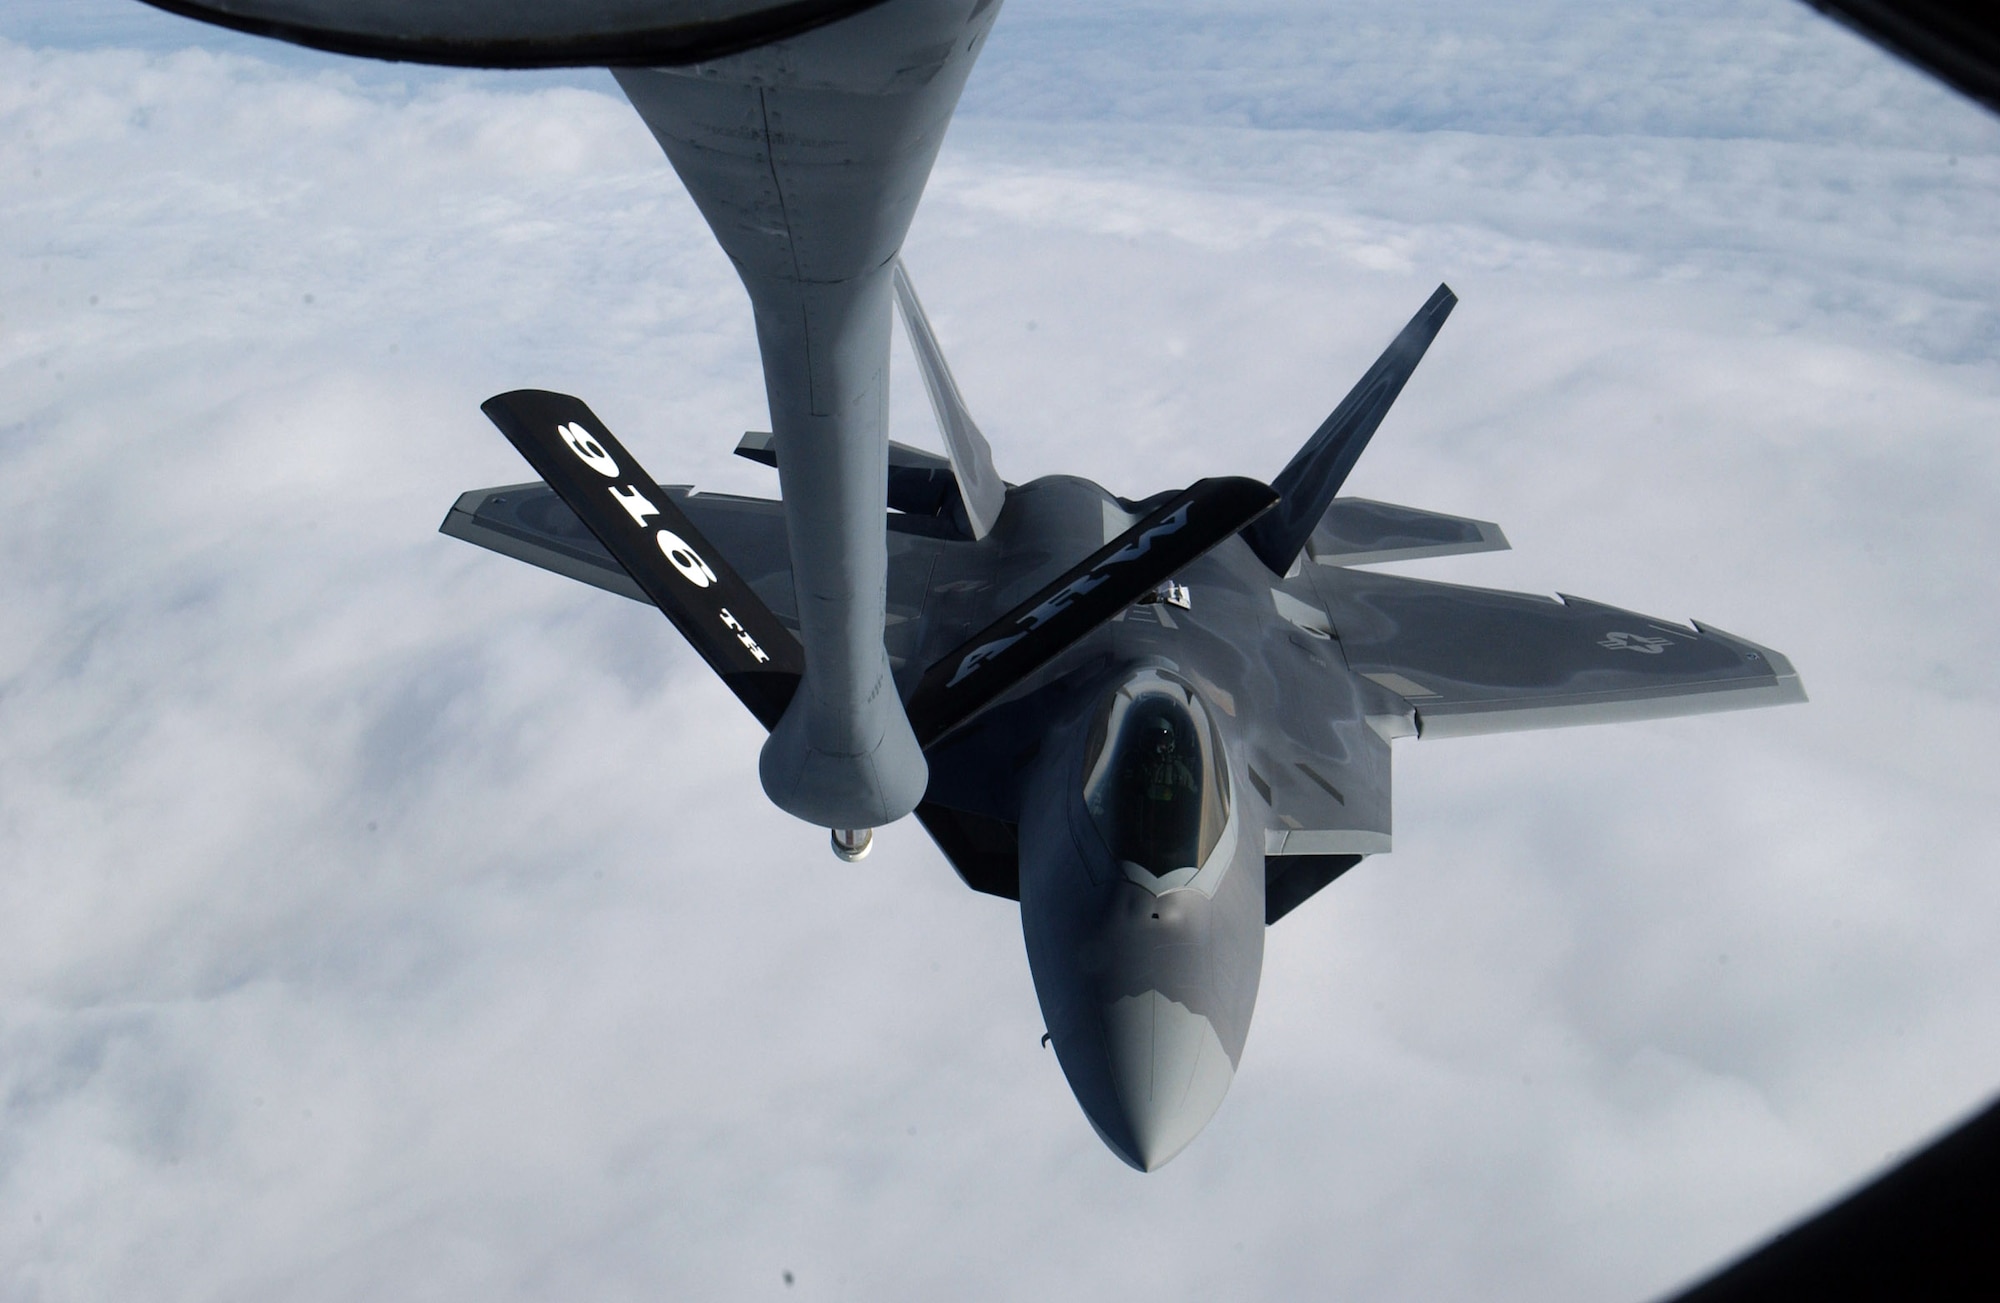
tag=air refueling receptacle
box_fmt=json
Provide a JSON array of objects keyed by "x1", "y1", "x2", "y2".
[{"x1": 830, "y1": 828, "x2": 874, "y2": 862}]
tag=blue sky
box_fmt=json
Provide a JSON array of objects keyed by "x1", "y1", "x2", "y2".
[{"x1": 4, "y1": 3, "x2": 2000, "y2": 1300}]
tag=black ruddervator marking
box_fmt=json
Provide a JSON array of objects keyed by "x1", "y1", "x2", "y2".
[
  {"x1": 1242, "y1": 283, "x2": 1456, "y2": 576},
  {"x1": 905, "y1": 477, "x2": 1278, "y2": 748},
  {"x1": 481, "y1": 389, "x2": 804, "y2": 729},
  {"x1": 483, "y1": 390, "x2": 1271, "y2": 771}
]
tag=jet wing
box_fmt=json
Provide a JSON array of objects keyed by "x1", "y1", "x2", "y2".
[
  {"x1": 1305, "y1": 568, "x2": 1805, "y2": 738},
  {"x1": 1306, "y1": 498, "x2": 1508, "y2": 567}
]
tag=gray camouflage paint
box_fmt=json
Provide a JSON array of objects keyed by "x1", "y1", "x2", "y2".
[
  {"x1": 164, "y1": 0, "x2": 1803, "y2": 1171},
  {"x1": 444, "y1": 402, "x2": 1801, "y2": 1167}
]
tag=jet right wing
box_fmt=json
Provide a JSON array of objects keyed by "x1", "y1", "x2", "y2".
[{"x1": 1305, "y1": 567, "x2": 1805, "y2": 738}]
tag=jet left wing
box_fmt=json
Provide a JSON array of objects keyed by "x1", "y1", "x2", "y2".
[{"x1": 1306, "y1": 568, "x2": 1806, "y2": 738}]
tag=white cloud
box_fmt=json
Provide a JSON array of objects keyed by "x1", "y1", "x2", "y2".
[{"x1": 4, "y1": 6, "x2": 2000, "y2": 1301}]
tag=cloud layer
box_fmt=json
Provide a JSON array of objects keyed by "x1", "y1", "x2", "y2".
[{"x1": 4, "y1": 5, "x2": 2000, "y2": 1300}]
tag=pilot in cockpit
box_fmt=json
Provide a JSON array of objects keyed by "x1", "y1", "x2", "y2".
[
  {"x1": 1084, "y1": 675, "x2": 1230, "y2": 878},
  {"x1": 1139, "y1": 715, "x2": 1197, "y2": 805}
]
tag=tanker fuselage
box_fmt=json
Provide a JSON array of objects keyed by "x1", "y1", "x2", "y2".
[{"x1": 614, "y1": 0, "x2": 1004, "y2": 830}]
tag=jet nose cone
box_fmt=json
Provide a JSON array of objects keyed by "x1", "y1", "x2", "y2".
[{"x1": 1092, "y1": 990, "x2": 1236, "y2": 1171}]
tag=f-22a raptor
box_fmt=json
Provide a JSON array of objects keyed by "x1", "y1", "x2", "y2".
[
  {"x1": 442, "y1": 274, "x2": 1806, "y2": 1170},
  {"x1": 138, "y1": 0, "x2": 1805, "y2": 1171}
]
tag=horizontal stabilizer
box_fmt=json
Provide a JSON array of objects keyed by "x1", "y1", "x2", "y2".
[
  {"x1": 1243, "y1": 284, "x2": 1457, "y2": 575},
  {"x1": 1308, "y1": 498, "x2": 1508, "y2": 567},
  {"x1": 443, "y1": 480, "x2": 810, "y2": 618},
  {"x1": 734, "y1": 430, "x2": 952, "y2": 474},
  {"x1": 479, "y1": 389, "x2": 803, "y2": 729},
  {"x1": 442, "y1": 481, "x2": 649, "y2": 605},
  {"x1": 445, "y1": 472, "x2": 960, "y2": 685},
  {"x1": 1307, "y1": 568, "x2": 1806, "y2": 737},
  {"x1": 905, "y1": 477, "x2": 1279, "y2": 747},
  {"x1": 735, "y1": 429, "x2": 975, "y2": 532}
]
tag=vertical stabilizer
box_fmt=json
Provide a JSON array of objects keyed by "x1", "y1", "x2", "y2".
[
  {"x1": 1242, "y1": 284, "x2": 1456, "y2": 576},
  {"x1": 892, "y1": 259, "x2": 1007, "y2": 539}
]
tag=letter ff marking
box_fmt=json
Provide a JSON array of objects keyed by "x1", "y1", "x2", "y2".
[{"x1": 719, "y1": 608, "x2": 771, "y2": 664}]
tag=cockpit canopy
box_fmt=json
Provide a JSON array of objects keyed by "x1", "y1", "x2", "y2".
[{"x1": 1081, "y1": 670, "x2": 1231, "y2": 876}]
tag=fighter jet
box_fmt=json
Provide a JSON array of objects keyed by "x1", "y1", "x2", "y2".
[
  {"x1": 139, "y1": 0, "x2": 1806, "y2": 1169},
  {"x1": 441, "y1": 272, "x2": 1804, "y2": 1169}
]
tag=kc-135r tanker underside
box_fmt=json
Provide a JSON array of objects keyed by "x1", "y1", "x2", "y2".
[{"x1": 141, "y1": 0, "x2": 1805, "y2": 1171}]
